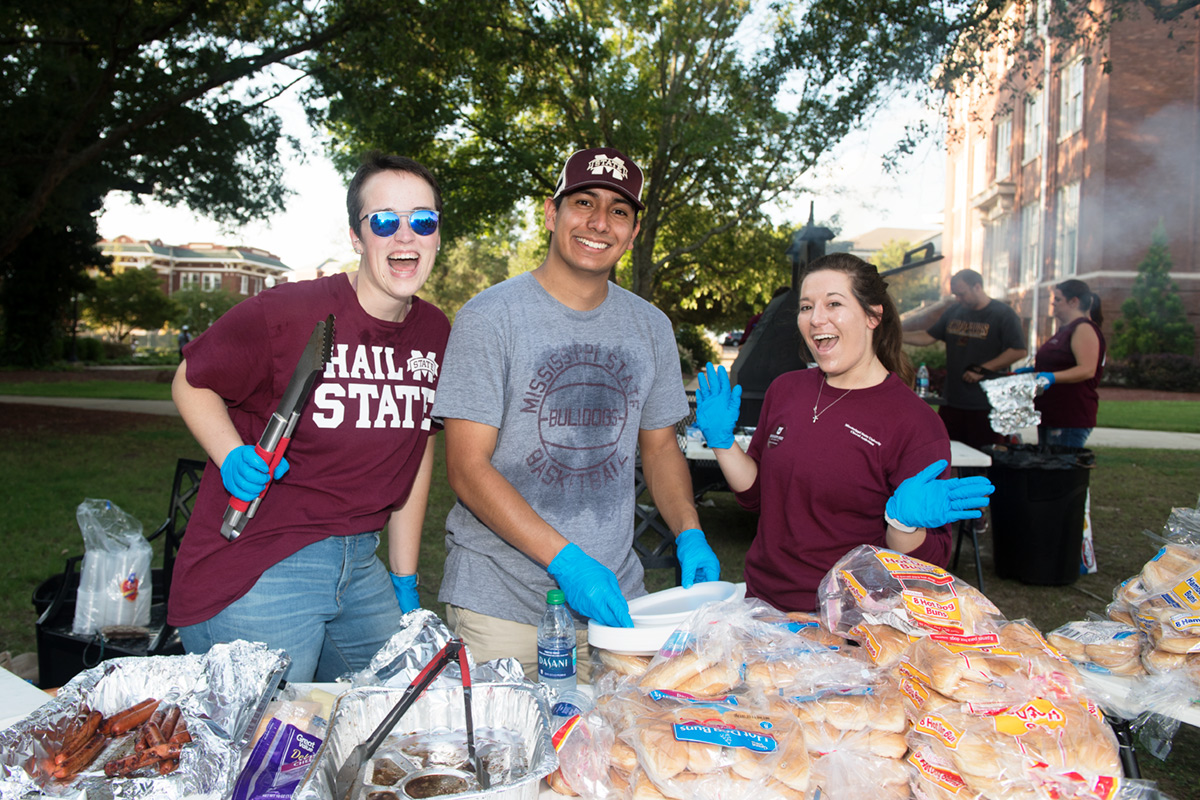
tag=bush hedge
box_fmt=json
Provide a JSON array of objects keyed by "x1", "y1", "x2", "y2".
[{"x1": 1103, "y1": 354, "x2": 1200, "y2": 392}]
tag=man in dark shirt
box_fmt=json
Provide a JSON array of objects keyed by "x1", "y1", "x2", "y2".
[{"x1": 903, "y1": 269, "x2": 1026, "y2": 450}]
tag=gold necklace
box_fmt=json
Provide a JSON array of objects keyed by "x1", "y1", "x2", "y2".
[{"x1": 812, "y1": 375, "x2": 853, "y2": 423}]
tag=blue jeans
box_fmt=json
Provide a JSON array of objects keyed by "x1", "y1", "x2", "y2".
[
  {"x1": 1042, "y1": 427, "x2": 1093, "y2": 449},
  {"x1": 179, "y1": 532, "x2": 401, "y2": 682}
]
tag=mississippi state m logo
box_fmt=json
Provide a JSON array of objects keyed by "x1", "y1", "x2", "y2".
[{"x1": 586, "y1": 155, "x2": 629, "y2": 181}]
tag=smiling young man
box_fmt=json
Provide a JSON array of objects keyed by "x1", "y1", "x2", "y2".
[{"x1": 431, "y1": 147, "x2": 720, "y2": 681}]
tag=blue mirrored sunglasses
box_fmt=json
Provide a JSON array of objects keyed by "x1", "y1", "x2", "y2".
[{"x1": 361, "y1": 210, "x2": 440, "y2": 237}]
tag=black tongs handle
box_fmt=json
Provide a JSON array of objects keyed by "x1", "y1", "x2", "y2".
[
  {"x1": 356, "y1": 639, "x2": 464, "y2": 765},
  {"x1": 457, "y1": 642, "x2": 489, "y2": 789}
]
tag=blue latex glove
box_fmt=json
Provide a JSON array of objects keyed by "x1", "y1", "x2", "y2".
[
  {"x1": 1036, "y1": 372, "x2": 1056, "y2": 387},
  {"x1": 885, "y1": 459, "x2": 996, "y2": 529},
  {"x1": 675, "y1": 529, "x2": 721, "y2": 589},
  {"x1": 695, "y1": 362, "x2": 742, "y2": 449},
  {"x1": 1013, "y1": 366, "x2": 1035, "y2": 374},
  {"x1": 547, "y1": 543, "x2": 633, "y2": 628},
  {"x1": 220, "y1": 445, "x2": 290, "y2": 502},
  {"x1": 390, "y1": 573, "x2": 421, "y2": 613}
]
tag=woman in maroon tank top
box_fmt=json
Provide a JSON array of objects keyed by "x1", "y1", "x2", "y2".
[{"x1": 1031, "y1": 279, "x2": 1106, "y2": 448}]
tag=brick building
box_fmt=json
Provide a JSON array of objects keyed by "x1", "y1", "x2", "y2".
[
  {"x1": 97, "y1": 236, "x2": 290, "y2": 297},
  {"x1": 943, "y1": 2, "x2": 1199, "y2": 354}
]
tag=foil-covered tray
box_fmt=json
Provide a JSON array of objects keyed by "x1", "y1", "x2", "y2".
[
  {"x1": 0, "y1": 639, "x2": 288, "y2": 800},
  {"x1": 294, "y1": 682, "x2": 555, "y2": 800}
]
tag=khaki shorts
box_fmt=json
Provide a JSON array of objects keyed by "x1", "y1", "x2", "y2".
[{"x1": 446, "y1": 605, "x2": 594, "y2": 684}]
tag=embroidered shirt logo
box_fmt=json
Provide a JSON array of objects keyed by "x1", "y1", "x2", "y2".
[
  {"x1": 767, "y1": 425, "x2": 786, "y2": 448},
  {"x1": 586, "y1": 154, "x2": 629, "y2": 181},
  {"x1": 407, "y1": 350, "x2": 440, "y2": 382}
]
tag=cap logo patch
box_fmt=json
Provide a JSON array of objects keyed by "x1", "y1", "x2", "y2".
[{"x1": 586, "y1": 155, "x2": 629, "y2": 182}]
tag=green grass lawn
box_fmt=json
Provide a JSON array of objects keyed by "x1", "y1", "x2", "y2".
[
  {"x1": 0, "y1": 381, "x2": 173, "y2": 400},
  {"x1": 1097, "y1": 400, "x2": 1200, "y2": 432}
]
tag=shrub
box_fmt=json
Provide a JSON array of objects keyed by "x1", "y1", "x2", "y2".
[
  {"x1": 904, "y1": 343, "x2": 947, "y2": 371},
  {"x1": 76, "y1": 337, "x2": 105, "y2": 362},
  {"x1": 1104, "y1": 354, "x2": 1200, "y2": 392},
  {"x1": 675, "y1": 324, "x2": 718, "y2": 375}
]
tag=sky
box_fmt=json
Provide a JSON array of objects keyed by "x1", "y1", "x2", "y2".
[{"x1": 96, "y1": 92, "x2": 947, "y2": 273}]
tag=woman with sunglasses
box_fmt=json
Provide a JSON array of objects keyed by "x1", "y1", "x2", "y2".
[{"x1": 168, "y1": 153, "x2": 451, "y2": 682}]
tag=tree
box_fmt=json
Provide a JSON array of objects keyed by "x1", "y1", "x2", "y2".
[
  {"x1": 871, "y1": 240, "x2": 941, "y2": 314},
  {"x1": 307, "y1": 0, "x2": 952, "y2": 310},
  {"x1": 170, "y1": 286, "x2": 246, "y2": 335},
  {"x1": 0, "y1": 0, "x2": 380, "y2": 364},
  {"x1": 1111, "y1": 223, "x2": 1196, "y2": 358},
  {"x1": 83, "y1": 267, "x2": 178, "y2": 344}
]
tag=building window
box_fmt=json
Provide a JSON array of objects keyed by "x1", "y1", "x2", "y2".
[
  {"x1": 972, "y1": 139, "x2": 989, "y2": 196},
  {"x1": 1054, "y1": 182, "x2": 1081, "y2": 277},
  {"x1": 1023, "y1": 91, "x2": 1044, "y2": 163},
  {"x1": 240, "y1": 275, "x2": 249, "y2": 295},
  {"x1": 994, "y1": 116, "x2": 1012, "y2": 181},
  {"x1": 201, "y1": 273, "x2": 221, "y2": 291},
  {"x1": 181, "y1": 272, "x2": 200, "y2": 289},
  {"x1": 985, "y1": 215, "x2": 1011, "y2": 294},
  {"x1": 1020, "y1": 202, "x2": 1041, "y2": 285},
  {"x1": 1059, "y1": 58, "x2": 1084, "y2": 139}
]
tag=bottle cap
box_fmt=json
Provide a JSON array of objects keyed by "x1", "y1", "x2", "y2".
[{"x1": 547, "y1": 589, "x2": 566, "y2": 605}]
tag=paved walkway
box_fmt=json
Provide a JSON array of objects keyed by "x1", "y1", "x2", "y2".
[{"x1": 6, "y1": 393, "x2": 1198, "y2": 449}]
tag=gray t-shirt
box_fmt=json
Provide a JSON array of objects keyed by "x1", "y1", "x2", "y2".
[
  {"x1": 927, "y1": 299, "x2": 1025, "y2": 410},
  {"x1": 431, "y1": 272, "x2": 688, "y2": 627}
]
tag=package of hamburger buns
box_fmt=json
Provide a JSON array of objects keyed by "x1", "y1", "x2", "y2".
[
  {"x1": 1047, "y1": 619, "x2": 1146, "y2": 677},
  {"x1": 818, "y1": 545, "x2": 1005, "y2": 641}
]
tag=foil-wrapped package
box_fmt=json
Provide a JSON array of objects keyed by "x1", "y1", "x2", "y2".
[
  {"x1": 294, "y1": 683, "x2": 555, "y2": 800},
  {"x1": 981, "y1": 373, "x2": 1041, "y2": 435},
  {"x1": 347, "y1": 611, "x2": 527, "y2": 689},
  {"x1": 0, "y1": 639, "x2": 288, "y2": 800}
]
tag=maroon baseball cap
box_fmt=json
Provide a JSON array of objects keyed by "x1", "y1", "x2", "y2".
[{"x1": 553, "y1": 147, "x2": 645, "y2": 210}]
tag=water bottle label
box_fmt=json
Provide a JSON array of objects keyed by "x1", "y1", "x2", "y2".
[{"x1": 538, "y1": 643, "x2": 576, "y2": 680}]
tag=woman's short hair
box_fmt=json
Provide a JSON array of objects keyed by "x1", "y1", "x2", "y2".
[{"x1": 346, "y1": 152, "x2": 443, "y2": 233}]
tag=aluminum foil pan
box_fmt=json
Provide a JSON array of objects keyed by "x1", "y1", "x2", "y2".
[
  {"x1": 0, "y1": 639, "x2": 288, "y2": 800},
  {"x1": 982, "y1": 373, "x2": 1042, "y2": 435},
  {"x1": 347, "y1": 611, "x2": 527, "y2": 689},
  {"x1": 294, "y1": 682, "x2": 555, "y2": 800}
]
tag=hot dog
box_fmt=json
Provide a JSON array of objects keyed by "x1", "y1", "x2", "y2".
[
  {"x1": 52, "y1": 733, "x2": 107, "y2": 780},
  {"x1": 56, "y1": 710, "x2": 102, "y2": 764},
  {"x1": 100, "y1": 698, "x2": 160, "y2": 736}
]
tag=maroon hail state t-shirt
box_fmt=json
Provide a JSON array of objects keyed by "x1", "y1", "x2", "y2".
[
  {"x1": 168, "y1": 274, "x2": 449, "y2": 627},
  {"x1": 736, "y1": 369, "x2": 952, "y2": 612}
]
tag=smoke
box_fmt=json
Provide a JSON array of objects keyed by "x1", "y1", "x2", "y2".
[{"x1": 1092, "y1": 102, "x2": 1198, "y2": 268}]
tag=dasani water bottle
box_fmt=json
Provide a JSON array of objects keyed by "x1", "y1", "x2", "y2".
[{"x1": 537, "y1": 589, "x2": 577, "y2": 698}]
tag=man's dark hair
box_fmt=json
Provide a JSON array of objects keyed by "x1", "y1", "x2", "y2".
[
  {"x1": 953, "y1": 269, "x2": 984, "y2": 288},
  {"x1": 346, "y1": 152, "x2": 443, "y2": 232}
]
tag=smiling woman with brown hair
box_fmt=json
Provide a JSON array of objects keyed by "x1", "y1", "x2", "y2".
[{"x1": 694, "y1": 253, "x2": 993, "y2": 612}]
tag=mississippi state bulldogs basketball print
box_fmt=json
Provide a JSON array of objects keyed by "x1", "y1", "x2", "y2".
[{"x1": 520, "y1": 343, "x2": 640, "y2": 489}]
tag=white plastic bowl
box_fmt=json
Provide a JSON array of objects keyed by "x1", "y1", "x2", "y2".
[{"x1": 587, "y1": 581, "x2": 743, "y2": 655}]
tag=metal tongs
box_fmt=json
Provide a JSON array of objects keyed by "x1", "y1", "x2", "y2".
[
  {"x1": 221, "y1": 314, "x2": 335, "y2": 540},
  {"x1": 331, "y1": 638, "x2": 488, "y2": 800}
]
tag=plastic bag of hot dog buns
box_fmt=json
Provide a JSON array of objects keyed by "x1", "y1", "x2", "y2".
[
  {"x1": 818, "y1": 545, "x2": 1005, "y2": 641},
  {"x1": 622, "y1": 692, "x2": 810, "y2": 800},
  {"x1": 905, "y1": 691, "x2": 1127, "y2": 799}
]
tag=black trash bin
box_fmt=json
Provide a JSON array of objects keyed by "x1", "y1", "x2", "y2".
[{"x1": 984, "y1": 444, "x2": 1095, "y2": 586}]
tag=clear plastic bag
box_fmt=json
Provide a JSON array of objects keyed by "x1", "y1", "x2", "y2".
[
  {"x1": 71, "y1": 498, "x2": 152, "y2": 635},
  {"x1": 817, "y1": 545, "x2": 1005, "y2": 640}
]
